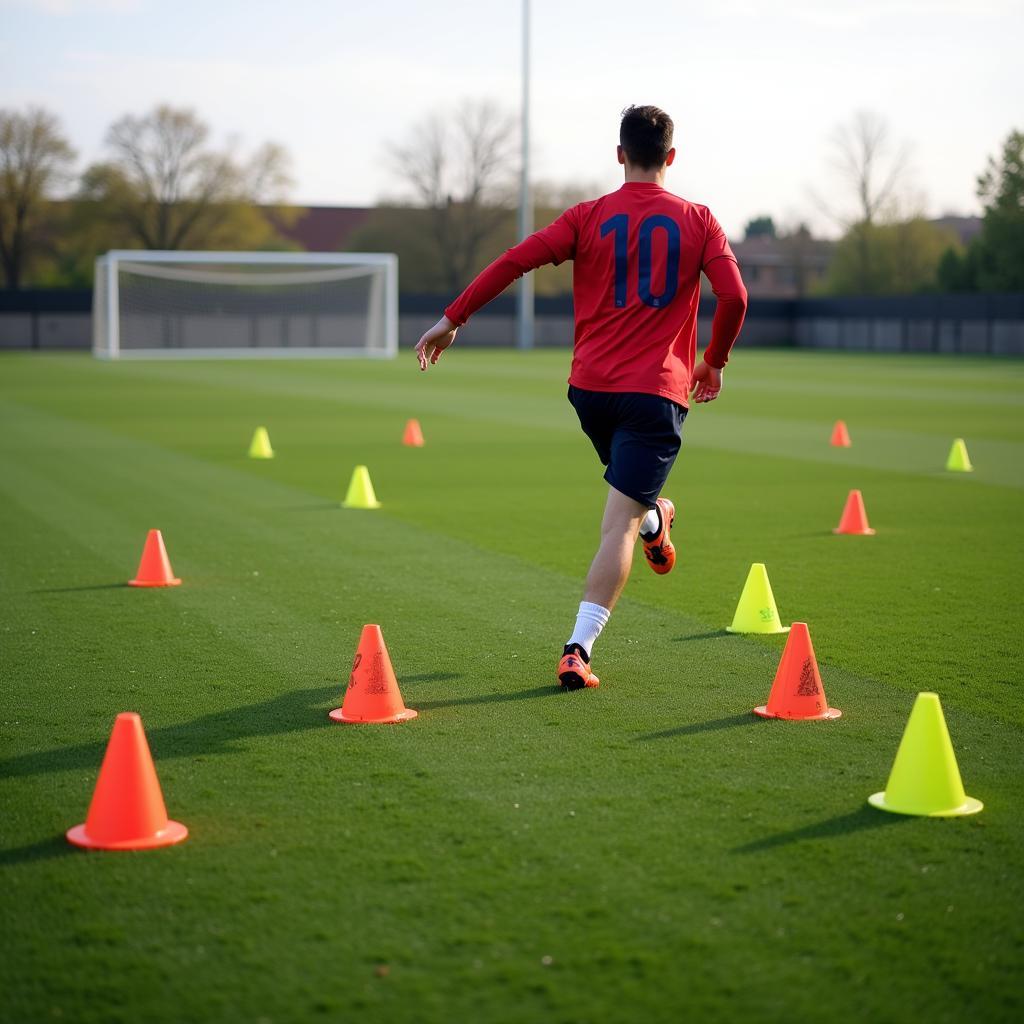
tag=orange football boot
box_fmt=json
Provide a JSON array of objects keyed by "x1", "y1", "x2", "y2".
[
  {"x1": 557, "y1": 646, "x2": 600, "y2": 690},
  {"x1": 642, "y1": 497, "x2": 676, "y2": 575}
]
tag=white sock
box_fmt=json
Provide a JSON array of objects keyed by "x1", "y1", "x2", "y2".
[
  {"x1": 567, "y1": 601, "x2": 611, "y2": 658},
  {"x1": 640, "y1": 506, "x2": 660, "y2": 539}
]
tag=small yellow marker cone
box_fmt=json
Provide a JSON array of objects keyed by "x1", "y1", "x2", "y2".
[
  {"x1": 342, "y1": 465, "x2": 381, "y2": 509},
  {"x1": 726, "y1": 563, "x2": 790, "y2": 635},
  {"x1": 248, "y1": 426, "x2": 274, "y2": 459},
  {"x1": 869, "y1": 692, "x2": 982, "y2": 817},
  {"x1": 946, "y1": 438, "x2": 973, "y2": 472}
]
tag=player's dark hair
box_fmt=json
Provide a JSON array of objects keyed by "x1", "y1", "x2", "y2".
[{"x1": 619, "y1": 105, "x2": 674, "y2": 170}]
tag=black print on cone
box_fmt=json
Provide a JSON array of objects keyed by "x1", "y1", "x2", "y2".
[
  {"x1": 365, "y1": 652, "x2": 388, "y2": 695},
  {"x1": 348, "y1": 652, "x2": 362, "y2": 689},
  {"x1": 795, "y1": 658, "x2": 820, "y2": 697}
]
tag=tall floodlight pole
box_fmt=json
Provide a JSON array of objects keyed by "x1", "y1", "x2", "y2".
[{"x1": 516, "y1": 0, "x2": 534, "y2": 350}]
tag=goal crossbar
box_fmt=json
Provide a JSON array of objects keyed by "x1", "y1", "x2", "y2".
[{"x1": 93, "y1": 250, "x2": 399, "y2": 360}]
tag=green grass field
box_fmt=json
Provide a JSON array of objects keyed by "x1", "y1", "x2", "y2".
[{"x1": 2, "y1": 349, "x2": 1022, "y2": 1023}]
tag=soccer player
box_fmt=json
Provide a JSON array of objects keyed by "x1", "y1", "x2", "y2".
[{"x1": 415, "y1": 105, "x2": 747, "y2": 690}]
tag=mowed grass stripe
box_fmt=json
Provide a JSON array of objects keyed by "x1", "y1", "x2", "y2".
[
  {"x1": 1, "y1": 354, "x2": 1023, "y2": 1023},
  {"x1": 2, "y1": 385, "x2": 1019, "y2": 727},
  {"x1": 685, "y1": 411, "x2": 1024, "y2": 486},
  {"x1": 0, "y1": 395, "x2": 1014, "y2": 821},
  {"x1": 2, "y1": 361, "x2": 1020, "y2": 727},
  {"x1": 8, "y1": 354, "x2": 1022, "y2": 479}
]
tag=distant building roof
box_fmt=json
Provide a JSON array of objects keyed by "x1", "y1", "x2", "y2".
[
  {"x1": 731, "y1": 232, "x2": 834, "y2": 298},
  {"x1": 266, "y1": 206, "x2": 372, "y2": 252},
  {"x1": 930, "y1": 215, "x2": 982, "y2": 246}
]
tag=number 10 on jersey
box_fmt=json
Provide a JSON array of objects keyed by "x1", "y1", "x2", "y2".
[{"x1": 600, "y1": 214, "x2": 681, "y2": 309}]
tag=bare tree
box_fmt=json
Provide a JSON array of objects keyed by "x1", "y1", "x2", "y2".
[
  {"x1": 0, "y1": 107, "x2": 76, "y2": 288},
  {"x1": 81, "y1": 105, "x2": 291, "y2": 251},
  {"x1": 814, "y1": 111, "x2": 911, "y2": 291},
  {"x1": 392, "y1": 100, "x2": 516, "y2": 292},
  {"x1": 830, "y1": 111, "x2": 909, "y2": 226}
]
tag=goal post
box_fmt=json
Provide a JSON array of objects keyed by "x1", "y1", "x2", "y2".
[{"x1": 92, "y1": 250, "x2": 398, "y2": 359}]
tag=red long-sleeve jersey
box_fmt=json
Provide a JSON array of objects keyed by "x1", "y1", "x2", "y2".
[{"x1": 444, "y1": 181, "x2": 747, "y2": 407}]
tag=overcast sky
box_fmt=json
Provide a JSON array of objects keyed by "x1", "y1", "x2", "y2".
[{"x1": 2, "y1": 0, "x2": 1021, "y2": 238}]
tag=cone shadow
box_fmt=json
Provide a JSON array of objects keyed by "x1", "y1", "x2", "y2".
[
  {"x1": 0, "y1": 685, "x2": 337, "y2": 780},
  {"x1": 635, "y1": 714, "x2": 760, "y2": 741},
  {"x1": 671, "y1": 629, "x2": 732, "y2": 642},
  {"x1": 29, "y1": 583, "x2": 129, "y2": 594},
  {"x1": 733, "y1": 804, "x2": 911, "y2": 854},
  {"x1": 0, "y1": 835, "x2": 76, "y2": 867},
  {"x1": 415, "y1": 684, "x2": 558, "y2": 711},
  {"x1": 402, "y1": 672, "x2": 463, "y2": 685}
]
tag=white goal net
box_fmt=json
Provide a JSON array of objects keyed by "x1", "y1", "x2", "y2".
[{"x1": 92, "y1": 250, "x2": 398, "y2": 359}]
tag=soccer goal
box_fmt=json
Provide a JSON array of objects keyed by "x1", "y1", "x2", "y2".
[{"x1": 92, "y1": 251, "x2": 398, "y2": 359}]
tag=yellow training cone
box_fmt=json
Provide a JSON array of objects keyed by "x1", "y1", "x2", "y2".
[
  {"x1": 342, "y1": 465, "x2": 381, "y2": 509},
  {"x1": 868, "y1": 692, "x2": 982, "y2": 817},
  {"x1": 726, "y1": 563, "x2": 790, "y2": 635},
  {"x1": 248, "y1": 426, "x2": 274, "y2": 459},
  {"x1": 946, "y1": 438, "x2": 973, "y2": 473}
]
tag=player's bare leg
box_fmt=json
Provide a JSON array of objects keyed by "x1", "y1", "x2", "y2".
[
  {"x1": 559, "y1": 486, "x2": 647, "y2": 690},
  {"x1": 584, "y1": 486, "x2": 648, "y2": 609}
]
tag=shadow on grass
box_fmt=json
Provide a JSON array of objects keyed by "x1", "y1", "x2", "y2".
[
  {"x1": 416, "y1": 684, "x2": 558, "y2": 711},
  {"x1": 402, "y1": 672, "x2": 463, "y2": 685},
  {"x1": 0, "y1": 685, "x2": 337, "y2": 780},
  {"x1": 671, "y1": 629, "x2": 732, "y2": 642},
  {"x1": 778, "y1": 531, "x2": 841, "y2": 540},
  {"x1": 733, "y1": 804, "x2": 910, "y2": 854},
  {"x1": 29, "y1": 583, "x2": 128, "y2": 595},
  {"x1": 0, "y1": 834, "x2": 77, "y2": 867},
  {"x1": 635, "y1": 713, "x2": 760, "y2": 741}
]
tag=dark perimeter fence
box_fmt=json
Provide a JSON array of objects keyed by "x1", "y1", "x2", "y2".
[{"x1": 2, "y1": 289, "x2": 1023, "y2": 356}]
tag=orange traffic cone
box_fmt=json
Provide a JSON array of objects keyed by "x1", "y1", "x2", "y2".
[
  {"x1": 67, "y1": 713, "x2": 188, "y2": 850},
  {"x1": 402, "y1": 418, "x2": 425, "y2": 447},
  {"x1": 754, "y1": 622, "x2": 842, "y2": 720},
  {"x1": 329, "y1": 624, "x2": 418, "y2": 724},
  {"x1": 831, "y1": 420, "x2": 852, "y2": 447},
  {"x1": 128, "y1": 529, "x2": 181, "y2": 587},
  {"x1": 833, "y1": 489, "x2": 875, "y2": 535}
]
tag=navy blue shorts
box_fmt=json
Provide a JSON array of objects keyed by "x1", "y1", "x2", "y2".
[{"x1": 567, "y1": 386, "x2": 686, "y2": 509}]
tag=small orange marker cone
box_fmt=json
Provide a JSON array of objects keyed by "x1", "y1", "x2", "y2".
[
  {"x1": 754, "y1": 622, "x2": 842, "y2": 720},
  {"x1": 329, "y1": 624, "x2": 418, "y2": 724},
  {"x1": 833, "y1": 489, "x2": 875, "y2": 535},
  {"x1": 402, "y1": 418, "x2": 425, "y2": 447},
  {"x1": 128, "y1": 529, "x2": 181, "y2": 587},
  {"x1": 67, "y1": 712, "x2": 188, "y2": 850},
  {"x1": 831, "y1": 420, "x2": 852, "y2": 447}
]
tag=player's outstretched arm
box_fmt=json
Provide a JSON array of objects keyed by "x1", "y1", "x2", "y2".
[
  {"x1": 417, "y1": 230, "x2": 567, "y2": 373},
  {"x1": 415, "y1": 316, "x2": 458, "y2": 371}
]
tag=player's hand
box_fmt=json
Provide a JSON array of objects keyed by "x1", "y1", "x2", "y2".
[
  {"x1": 415, "y1": 316, "x2": 458, "y2": 371},
  {"x1": 690, "y1": 361, "x2": 723, "y2": 404}
]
